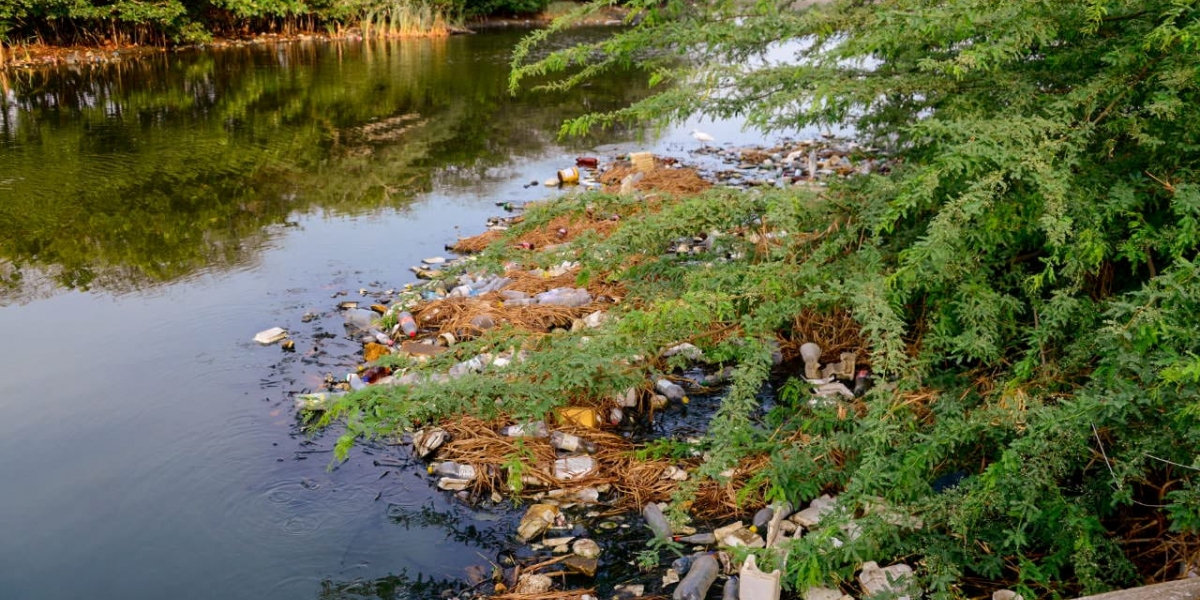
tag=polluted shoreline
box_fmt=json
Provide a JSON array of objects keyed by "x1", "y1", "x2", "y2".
[{"x1": 257, "y1": 139, "x2": 977, "y2": 600}]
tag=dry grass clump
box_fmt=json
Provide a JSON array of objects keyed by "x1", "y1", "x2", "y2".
[
  {"x1": 691, "y1": 453, "x2": 773, "y2": 521},
  {"x1": 412, "y1": 297, "x2": 587, "y2": 338},
  {"x1": 434, "y1": 416, "x2": 627, "y2": 497},
  {"x1": 599, "y1": 163, "x2": 711, "y2": 195},
  {"x1": 452, "y1": 228, "x2": 505, "y2": 254},
  {"x1": 781, "y1": 308, "x2": 867, "y2": 364},
  {"x1": 451, "y1": 211, "x2": 626, "y2": 255}
]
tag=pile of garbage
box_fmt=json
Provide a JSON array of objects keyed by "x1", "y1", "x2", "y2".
[
  {"x1": 251, "y1": 150, "x2": 915, "y2": 599},
  {"x1": 691, "y1": 138, "x2": 893, "y2": 190}
]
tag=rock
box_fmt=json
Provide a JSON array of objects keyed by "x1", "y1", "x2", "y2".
[
  {"x1": 564, "y1": 555, "x2": 599, "y2": 577},
  {"x1": 993, "y1": 591, "x2": 1024, "y2": 600},
  {"x1": 573, "y1": 538, "x2": 602, "y2": 559},
  {"x1": 514, "y1": 573, "x2": 553, "y2": 594},
  {"x1": 555, "y1": 456, "x2": 598, "y2": 480},
  {"x1": 422, "y1": 256, "x2": 447, "y2": 265},
  {"x1": 516, "y1": 504, "x2": 562, "y2": 542},
  {"x1": 858, "y1": 561, "x2": 914, "y2": 600},
  {"x1": 662, "y1": 569, "x2": 681, "y2": 587},
  {"x1": 582, "y1": 310, "x2": 606, "y2": 328}
]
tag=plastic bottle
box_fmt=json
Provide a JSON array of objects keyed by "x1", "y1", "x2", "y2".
[
  {"x1": 671, "y1": 555, "x2": 693, "y2": 575},
  {"x1": 655, "y1": 379, "x2": 688, "y2": 403},
  {"x1": 722, "y1": 576, "x2": 739, "y2": 600},
  {"x1": 397, "y1": 311, "x2": 418, "y2": 338},
  {"x1": 360, "y1": 366, "x2": 392, "y2": 384},
  {"x1": 343, "y1": 308, "x2": 377, "y2": 332},
  {"x1": 675, "y1": 532, "x2": 716, "y2": 545},
  {"x1": 752, "y1": 506, "x2": 774, "y2": 532},
  {"x1": 430, "y1": 461, "x2": 476, "y2": 480},
  {"x1": 550, "y1": 431, "x2": 597, "y2": 454},
  {"x1": 498, "y1": 421, "x2": 549, "y2": 438},
  {"x1": 642, "y1": 502, "x2": 672, "y2": 541},
  {"x1": 673, "y1": 553, "x2": 718, "y2": 600},
  {"x1": 347, "y1": 373, "x2": 367, "y2": 391},
  {"x1": 369, "y1": 329, "x2": 394, "y2": 346}
]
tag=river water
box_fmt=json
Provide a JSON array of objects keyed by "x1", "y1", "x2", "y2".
[{"x1": 0, "y1": 29, "x2": 778, "y2": 600}]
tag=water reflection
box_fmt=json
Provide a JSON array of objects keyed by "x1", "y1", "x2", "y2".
[
  {"x1": 0, "y1": 31, "x2": 653, "y2": 304},
  {"x1": 319, "y1": 570, "x2": 467, "y2": 600}
]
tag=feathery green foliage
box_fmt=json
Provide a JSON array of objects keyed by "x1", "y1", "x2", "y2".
[{"x1": 517, "y1": 0, "x2": 1200, "y2": 595}]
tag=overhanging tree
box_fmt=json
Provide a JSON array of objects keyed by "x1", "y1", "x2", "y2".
[{"x1": 513, "y1": 0, "x2": 1200, "y2": 596}]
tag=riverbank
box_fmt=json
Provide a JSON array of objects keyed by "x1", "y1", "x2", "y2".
[
  {"x1": 292, "y1": 127, "x2": 1200, "y2": 598},
  {"x1": 284, "y1": 142, "x2": 883, "y2": 599},
  {"x1": 0, "y1": 2, "x2": 627, "y2": 71}
]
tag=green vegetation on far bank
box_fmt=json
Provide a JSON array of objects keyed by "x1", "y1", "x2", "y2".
[
  {"x1": 0, "y1": 0, "x2": 564, "y2": 58},
  {"x1": 321, "y1": 0, "x2": 1200, "y2": 597}
]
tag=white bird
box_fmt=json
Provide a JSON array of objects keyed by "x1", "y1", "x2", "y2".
[{"x1": 691, "y1": 128, "x2": 714, "y2": 147}]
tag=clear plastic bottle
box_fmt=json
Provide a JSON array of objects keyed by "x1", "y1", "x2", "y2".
[
  {"x1": 430, "y1": 461, "x2": 476, "y2": 480},
  {"x1": 498, "y1": 421, "x2": 549, "y2": 438},
  {"x1": 550, "y1": 431, "x2": 597, "y2": 454},
  {"x1": 343, "y1": 308, "x2": 377, "y2": 332}
]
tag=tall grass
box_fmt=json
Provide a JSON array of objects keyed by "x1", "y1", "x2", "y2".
[{"x1": 359, "y1": 0, "x2": 458, "y2": 38}]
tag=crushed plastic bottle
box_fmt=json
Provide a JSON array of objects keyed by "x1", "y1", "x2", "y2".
[
  {"x1": 347, "y1": 373, "x2": 366, "y2": 391},
  {"x1": 499, "y1": 421, "x2": 549, "y2": 438}
]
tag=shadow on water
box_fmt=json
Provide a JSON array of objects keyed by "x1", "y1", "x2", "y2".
[
  {"x1": 0, "y1": 30, "x2": 655, "y2": 304},
  {"x1": 318, "y1": 570, "x2": 468, "y2": 600}
]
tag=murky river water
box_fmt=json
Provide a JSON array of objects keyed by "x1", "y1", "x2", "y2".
[{"x1": 0, "y1": 29, "x2": 777, "y2": 600}]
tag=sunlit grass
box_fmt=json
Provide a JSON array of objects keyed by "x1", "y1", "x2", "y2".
[{"x1": 359, "y1": 1, "x2": 460, "y2": 37}]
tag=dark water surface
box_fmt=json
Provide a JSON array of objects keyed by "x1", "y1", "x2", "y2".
[{"x1": 0, "y1": 30, "x2": 771, "y2": 600}]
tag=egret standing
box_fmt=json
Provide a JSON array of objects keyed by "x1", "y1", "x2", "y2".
[{"x1": 692, "y1": 128, "x2": 714, "y2": 148}]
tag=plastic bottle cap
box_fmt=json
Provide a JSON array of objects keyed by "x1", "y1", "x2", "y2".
[{"x1": 682, "y1": 396, "x2": 690, "y2": 404}]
